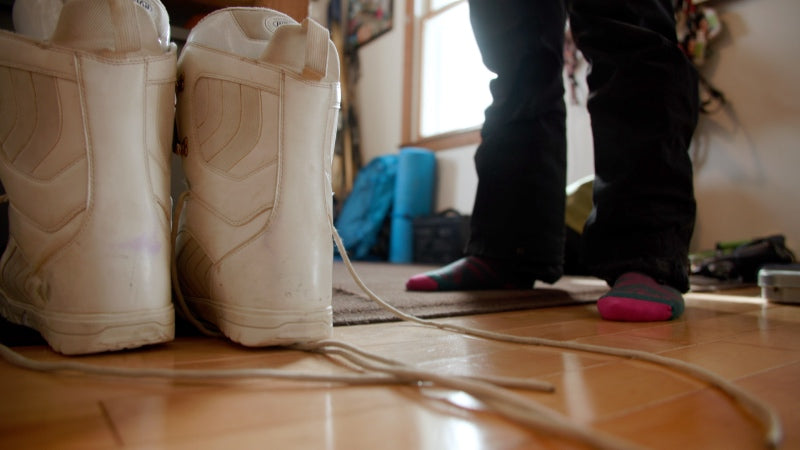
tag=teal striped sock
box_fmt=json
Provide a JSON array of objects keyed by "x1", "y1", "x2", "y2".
[
  {"x1": 406, "y1": 256, "x2": 534, "y2": 291},
  {"x1": 598, "y1": 272, "x2": 685, "y2": 322}
]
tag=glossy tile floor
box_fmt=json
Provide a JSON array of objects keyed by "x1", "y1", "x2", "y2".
[{"x1": 1, "y1": 286, "x2": 798, "y2": 449}]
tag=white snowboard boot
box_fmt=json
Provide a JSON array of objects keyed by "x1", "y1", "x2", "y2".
[
  {"x1": 0, "y1": 0, "x2": 176, "y2": 354},
  {"x1": 174, "y1": 8, "x2": 340, "y2": 346}
]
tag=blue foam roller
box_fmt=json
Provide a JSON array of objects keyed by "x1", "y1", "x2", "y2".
[{"x1": 390, "y1": 147, "x2": 436, "y2": 263}]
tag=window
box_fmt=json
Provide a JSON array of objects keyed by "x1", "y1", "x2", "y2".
[{"x1": 404, "y1": 0, "x2": 494, "y2": 147}]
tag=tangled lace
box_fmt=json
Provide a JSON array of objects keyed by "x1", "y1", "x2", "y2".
[{"x1": 0, "y1": 191, "x2": 782, "y2": 449}]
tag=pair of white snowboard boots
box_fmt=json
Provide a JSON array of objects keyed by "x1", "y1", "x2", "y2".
[{"x1": 0, "y1": 0, "x2": 339, "y2": 354}]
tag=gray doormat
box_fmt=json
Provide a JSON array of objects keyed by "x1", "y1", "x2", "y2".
[{"x1": 332, "y1": 261, "x2": 609, "y2": 326}]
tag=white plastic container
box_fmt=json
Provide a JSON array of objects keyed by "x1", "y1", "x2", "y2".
[{"x1": 758, "y1": 264, "x2": 800, "y2": 304}]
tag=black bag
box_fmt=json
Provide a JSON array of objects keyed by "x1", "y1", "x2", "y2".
[
  {"x1": 691, "y1": 235, "x2": 796, "y2": 283},
  {"x1": 413, "y1": 209, "x2": 470, "y2": 264}
]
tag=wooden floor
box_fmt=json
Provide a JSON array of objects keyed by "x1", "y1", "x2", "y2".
[{"x1": 1, "y1": 286, "x2": 798, "y2": 449}]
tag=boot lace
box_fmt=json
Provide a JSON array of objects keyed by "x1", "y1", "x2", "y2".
[{"x1": 0, "y1": 191, "x2": 782, "y2": 449}]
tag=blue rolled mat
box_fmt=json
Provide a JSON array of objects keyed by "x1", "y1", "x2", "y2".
[{"x1": 390, "y1": 147, "x2": 436, "y2": 263}]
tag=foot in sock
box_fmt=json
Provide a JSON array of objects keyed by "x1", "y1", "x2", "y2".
[
  {"x1": 406, "y1": 256, "x2": 534, "y2": 291},
  {"x1": 597, "y1": 272, "x2": 685, "y2": 322}
]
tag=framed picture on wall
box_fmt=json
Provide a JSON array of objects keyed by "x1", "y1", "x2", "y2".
[{"x1": 346, "y1": 0, "x2": 393, "y2": 51}]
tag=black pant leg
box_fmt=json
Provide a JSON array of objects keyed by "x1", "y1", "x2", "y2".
[
  {"x1": 466, "y1": 0, "x2": 567, "y2": 283},
  {"x1": 568, "y1": 0, "x2": 699, "y2": 291}
]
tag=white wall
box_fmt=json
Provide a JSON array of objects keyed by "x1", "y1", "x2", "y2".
[
  {"x1": 352, "y1": 0, "x2": 406, "y2": 165},
  {"x1": 690, "y1": 0, "x2": 800, "y2": 252},
  {"x1": 354, "y1": 0, "x2": 800, "y2": 254}
]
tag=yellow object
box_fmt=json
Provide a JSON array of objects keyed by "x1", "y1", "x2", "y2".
[{"x1": 564, "y1": 174, "x2": 594, "y2": 234}]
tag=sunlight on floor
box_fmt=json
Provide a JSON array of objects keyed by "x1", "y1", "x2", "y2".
[{"x1": 688, "y1": 292, "x2": 768, "y2": 304}]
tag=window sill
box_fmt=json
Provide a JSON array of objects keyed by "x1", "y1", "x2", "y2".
[{"x1": 402, "y1": 127, "x2": 481, "y2": 152}]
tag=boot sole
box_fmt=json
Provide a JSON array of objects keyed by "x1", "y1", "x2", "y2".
[
  {"x1": 186, "y1": 296, "x2": 332, "y2": 347},
  {"x1": 0, "y1": 289, "x2": 174, "y2": 355}
]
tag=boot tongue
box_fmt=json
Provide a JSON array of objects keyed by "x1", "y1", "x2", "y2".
[
  {"x1": 186, "y1": 8, "x2": 298, "y2": 60},
  {"x1": 186, "y1": 8, "x2": 335, "y2": 81},
  {"x1": 49, "y1": 0, "x2": 167, "y2": 55},
  {"x1": 260, "y1": 18, "x2": 335, "y2": 81},
  {"x1": 130, "y1": 0, "x2": 171, "y2": 50}
]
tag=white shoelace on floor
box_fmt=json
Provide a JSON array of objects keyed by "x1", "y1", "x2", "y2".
[
  {"x1": 0, "y1": 191, "x2": 782, "y2": 449},
  {"x1": 328, "y1": 212, "x2": 782, "y2": 449}
]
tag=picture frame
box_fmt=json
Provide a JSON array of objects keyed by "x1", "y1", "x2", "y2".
[{"x1": 346, "y1": 0, "x2": 393, "y2": 51}]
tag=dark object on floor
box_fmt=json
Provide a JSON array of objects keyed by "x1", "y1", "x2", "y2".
[
  {"x1": 691, "y1": 235, "x2": 796, "y2": 284},
  {"x1": 0, "y1": 316, "x2": 45, "y2": 347},
  {"x1": 413, "y1": 209, "x2": 470, "y2": 265}
]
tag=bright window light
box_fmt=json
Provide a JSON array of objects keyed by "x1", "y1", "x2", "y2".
[{"x1": 420, "y1": 1, "x2": 494, "y2": 138}]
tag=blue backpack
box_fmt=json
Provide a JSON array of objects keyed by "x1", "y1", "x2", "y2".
[{"x1": 334, "y1": 154, "x2": 398, "y2": 260}]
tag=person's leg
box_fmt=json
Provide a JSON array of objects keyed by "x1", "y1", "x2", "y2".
[
  {"x1": 568, "y1": 0, "x2": 699, "y2": 320},
  {"x1": 407, "y1": 0, "x2": 568, "y2": 291}
]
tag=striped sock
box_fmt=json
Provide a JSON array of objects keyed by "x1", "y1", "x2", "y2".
[
  {"x1": 597, "y1": 272, "x2": 685, "y2": 322},
  {"x1": 406, "y1": 256, "x2": 534, "y2": 291}
]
